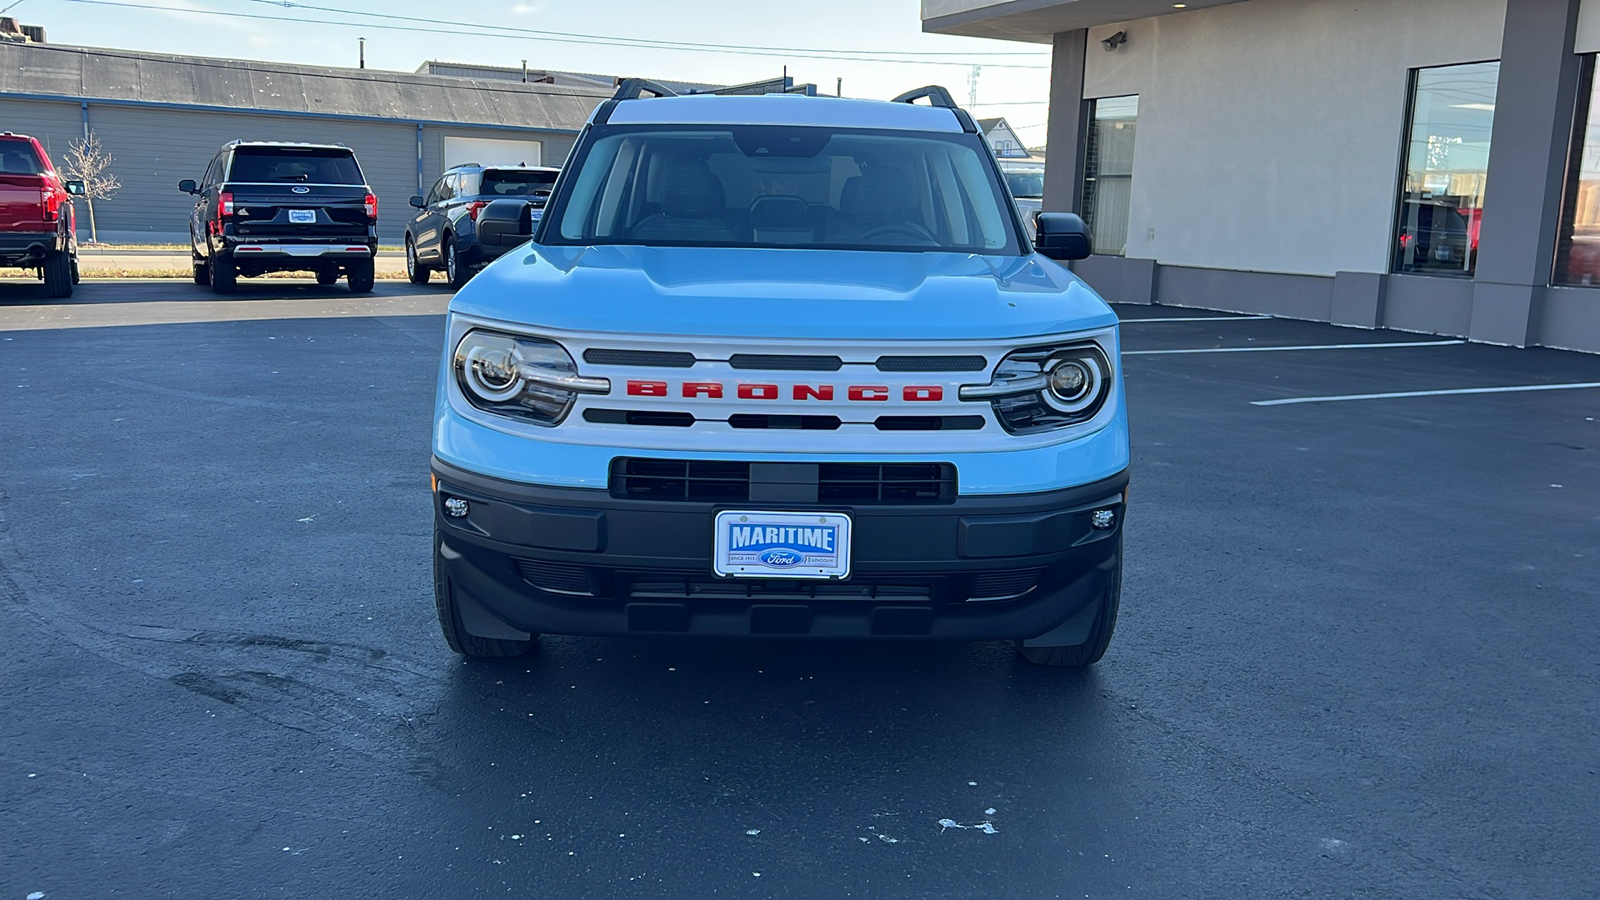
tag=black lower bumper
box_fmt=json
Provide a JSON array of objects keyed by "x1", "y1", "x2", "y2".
[
  {"x1": 431, "y1": 458, "x2": 1127, "y2": 642},
  {"x1": 0, "y1": 231, "x2": 61, "y2": 265}
]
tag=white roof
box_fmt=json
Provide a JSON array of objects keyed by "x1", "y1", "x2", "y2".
[{"x1": 601, "y1": 94, "x2": 966, "y2": 133}]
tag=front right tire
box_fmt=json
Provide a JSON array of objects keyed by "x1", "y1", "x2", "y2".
[{"x1": 434, "y1": 529, "x2": 537, "y2": 658}]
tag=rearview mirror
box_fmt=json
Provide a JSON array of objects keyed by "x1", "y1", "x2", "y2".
[
  {"x1": 409, "y1": 195, "x2": 425, "y2": 209},
  {"x1": 477, "y1": 199, "x2": 534, "y2": 247},
  {"x1": 64, "y1": 179, "x2": 85, "y2": 196},
  {"x1": 1033, "y1": 212, "x2": 1093, "y2": 261},
  {"x1": 178, "y1": 179, "x2": 198, "y2": 194}
]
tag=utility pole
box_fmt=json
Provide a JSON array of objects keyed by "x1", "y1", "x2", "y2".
[
  {"x1": 359, "y1": 37, "x2": 366, "y2": 69},
  {"x1": 836, "y1": 77, "x2": 842, "y2": 97},
  {"x1": 968, "y1": 65, "x2": 980, "y2": 108},
  {"x1": 522, "y1": 59, "x2": 528, "y2": 83}
]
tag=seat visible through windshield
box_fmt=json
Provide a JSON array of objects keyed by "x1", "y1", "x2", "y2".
[{"x1": 549, "y1": 125, "x2": 1021, "y2": 254}]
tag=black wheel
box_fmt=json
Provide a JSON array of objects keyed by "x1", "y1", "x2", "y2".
[
  {"x1": 347, "y1": 256, "x2": 376, "y2": 293},
  {"x1": 70, "y1": 255, "x2": 80, "y2": 285},
  {"x1": 434, "y1": 529, "x2": 536, "y2": 658},
  {"x1": 192, "y1": 258, "x2": 209, "y2": 285},
  {"x1": 209, "y1": 251, "x2": 237, "y2": 294},
  {"x1": 315, "y1": 266, "x2": 340, "y2": 286},
  {"x1": 405, "y1": 237, "x2": 430, "y2": 284},
  {"x1": 42, "y1": 249, "x2": 73, "y2": 299},
  {"x1": 444, "y1": 238, "x2": 470, "y2": 289},
  {"x1": 1016, "y1": 540, "x2": 1122, "y2": 668}
]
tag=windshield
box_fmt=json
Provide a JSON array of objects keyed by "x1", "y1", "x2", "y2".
[
  {"x1": 228, "y1": 147, "x2": 364, "y2": 184},
  {"x1": 482, "y1": 169, "x2": 558, "y2": 199},
  {"x1": 1004, "y1": 170, "x2": 1045, "y2": 199},
  {"x1": 544, "y1": 125, "x2": 1023, "y2": 254}
]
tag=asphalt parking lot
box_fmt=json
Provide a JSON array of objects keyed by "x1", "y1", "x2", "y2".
[{"x1": 2, "y1": 279, "x2": 1597, "y2": 898}]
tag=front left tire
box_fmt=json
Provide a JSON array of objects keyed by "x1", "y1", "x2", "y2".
[{"x1": 406, "y1": 237, "x2": 430, "y2": 284}]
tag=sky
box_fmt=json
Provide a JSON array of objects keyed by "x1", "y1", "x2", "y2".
[{"x1": 14, "y1": 0, "x2": 1055, "y2": 146}]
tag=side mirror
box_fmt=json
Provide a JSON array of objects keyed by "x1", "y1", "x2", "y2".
[
  {"x1": 477, "y1": 198, "x2": 534, "y2": 247},
  {"x1": 409, "y1": 195, "x2": 426, "y2": 209},
  {"x1": 1034, "y1": 212, "x2": 1093, "y2": 261},
  {"x1": 178, "y1": 179, "x2": 198, "y2": 194},
  {"x1": 64, "y1": 179, "x2": 86, "y2": 196}
]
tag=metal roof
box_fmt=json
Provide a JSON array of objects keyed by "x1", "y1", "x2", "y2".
[
  {"x1": 0, "y1": 42, "x2": 607, "y2": 131},
  {"x1": 602, "y1": 94, "x2": 966, "y2": 132}
]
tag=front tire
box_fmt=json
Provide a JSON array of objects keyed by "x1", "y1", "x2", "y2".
[
  {"x1": 192, "y1": 258, "x2": 209, "y2": 285},
  {"x1": 209, "y1": 250, "x2": 237, "y2": 294},
  {"x1": 434, "y1": 531, "x2": 536, "y2": 658},
  {"x1": 347, "y1": 255, "x2": 375, "y2": 293},
  {"x1": 42, "y1": 249, "x2": 73, "y2": 299},
  {"x1": 405, "y1": 237, "x2": 430, "y2": 284},
  {"x1": 1016, "y1": 540, "x2": 1122, "y2": 668}
]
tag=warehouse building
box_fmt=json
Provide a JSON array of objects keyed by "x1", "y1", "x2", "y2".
[
  {"x1": 0, "y1": 42, "x2": 607, "y2": 243},
  {"x1": 925, "y1": 0, "x2": 1600, "y2": 354}
]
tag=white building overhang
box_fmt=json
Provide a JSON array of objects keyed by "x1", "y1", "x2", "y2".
[{"x1": 922, "y1": 0, "x2": 1250, "y2": 41}]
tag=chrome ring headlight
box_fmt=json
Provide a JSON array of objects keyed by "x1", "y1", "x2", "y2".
[
  {"x1": 453, "y1": 329, "x2": 610, "y2": 426},
  {"x1": 959, "y1": 342, "x2": 1113, "y2": 434}
]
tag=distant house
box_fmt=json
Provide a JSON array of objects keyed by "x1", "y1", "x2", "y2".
[{"x1": 976, "y1": 117, "x2": 1032, "y2": 159}]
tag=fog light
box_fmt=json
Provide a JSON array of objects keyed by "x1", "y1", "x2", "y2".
[
  {"x1": 1091, "y1": 509, "x2": 1115, "y2": 530},
  {"x1": 444, "y1": 497, "x2": 470, "y2": 518}
]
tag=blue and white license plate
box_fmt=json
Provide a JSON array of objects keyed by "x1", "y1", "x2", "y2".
[
  {"x1": 713, "y1": 510, "x2": 852, "y2": 580},
  {"x1": 288, "y1": 209, "x2": 316, "y2": 224}
]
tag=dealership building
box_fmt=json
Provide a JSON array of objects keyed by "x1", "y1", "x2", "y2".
[
  {"x1": 926, "y1": 0, "x2": 1600, "y2": 353},
  {"x1": 0, "y1": 41, "x2": 606, "y2": 243}
]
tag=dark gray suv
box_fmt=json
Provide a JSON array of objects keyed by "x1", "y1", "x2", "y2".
[{"x1": 405, "y1": 164, "x2": 559, "y2": 288}]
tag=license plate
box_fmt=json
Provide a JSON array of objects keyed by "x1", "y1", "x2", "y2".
[
  {"x1": 288, "y1": 209, "x2": 316, "y2": 224},
  {"x1": 713, "y1": 510, "x2": 852, "y2": 580},
  {"x1": 529, "y1": 209, "x2": 544, "y2": 221}
]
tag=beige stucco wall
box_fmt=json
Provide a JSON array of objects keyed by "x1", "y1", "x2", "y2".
[{"x1": 1079, "y1": 0, "x2": 1507, "y2": 276}]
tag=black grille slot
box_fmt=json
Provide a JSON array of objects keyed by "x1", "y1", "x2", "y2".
[
  {"x1": 969, "y1": 568, "x2": 1043, "y2": 601},
  {"x1": 610, "y1": 459, "x2": 956, "y2": 504},
  {"x1": 874, "y1": 415, "x2": 986, "y2": 431},
  {"x1": 876, "y1": 355, "x2": 988, "y2": 372},
  {"x1": 583, "y1": 348, "x2": 696, "y2": 368},
  {"x1": 584, "y1": 408, "x2": 696, "y2": 427},
  {"x1": 611, "y1": 458, "x2": 751, "y2": 502},
  {"x1": 514, "y1": 559, "x2": 593, "y2": 595},
  {"x1": 629, "y1": 578, "x2": 931, "y2": 601},
  {"x1": 729, "y1": 354, "x2": 843, "y2": 371},
  {"x1": 729, "y1": 414, "x2": 842, "y2": 430},
  {"x1": 818, "y1": 463, "x2": 957, "y2": 504}
]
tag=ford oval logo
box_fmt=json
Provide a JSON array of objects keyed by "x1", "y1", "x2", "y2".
[
  {"x1": 758, "y1": 549, "x2": 802, "y2": 567},
  {"x1": 291, "y1": 186, "x2": 311, "y2": 194}
]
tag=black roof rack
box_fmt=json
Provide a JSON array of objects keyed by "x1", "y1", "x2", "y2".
[
  {"x1": 612, "y1": 78, "x2": 679, "y2": 102},
  {"x1": 891, "y1": 86, "x2": 959, "y2": 108}
]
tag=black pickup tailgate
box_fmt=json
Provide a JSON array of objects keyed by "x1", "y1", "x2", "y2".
[{"x1": 223, "y1": 146, "x2": 372, "y2": 240}]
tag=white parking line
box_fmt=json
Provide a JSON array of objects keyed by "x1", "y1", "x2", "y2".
[
  {"x1": 1120, "y1": 315, "x2": 1272, "y2": 323},
  {"x1": 1252, "y1": 382, "x2": 1600, "y2": 406},
  {"x1": 1125, "y1": 339, "x2": 1464, "y2": 356}
]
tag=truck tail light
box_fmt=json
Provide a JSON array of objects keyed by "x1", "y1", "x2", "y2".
[
  {"x1": 41, "y1": 185, "x2": 60, "y2": 221},
  {"x1": 217, "y1": 191, "x2": 235, "y2": 220},
  {"x1": 363, "y1": 192, "x2": 378, "y2": 221},
  {"x1": 467, "y1": 200, "x2": 488, "y2": 222}
]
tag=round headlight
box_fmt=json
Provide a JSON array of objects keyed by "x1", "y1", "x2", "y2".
[
  {"x1": 461, "y1": 338, "x2": 525, "y2": 402},
  {"x1": 1048, "y1": 360, "x2": 1090, "y2": 403}
]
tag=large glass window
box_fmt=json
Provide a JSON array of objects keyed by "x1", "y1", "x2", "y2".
[
  {"x1": 1392, "y1": 62, "x2": 1499, "y2": 277},
  {"x1": 546, "y1": 126, "x2": 1023, "y2": 254},
  {"x1": 1557, "y1": 57, "x2": 1600, "y2": 285},
  {"x1": 1081, "y1": 95, "x2": 1138, "y2": 256}
]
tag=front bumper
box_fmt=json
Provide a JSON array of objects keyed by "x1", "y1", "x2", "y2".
[{"x1": 432, "y1": 458, "x2": 1127, "y2": 642}]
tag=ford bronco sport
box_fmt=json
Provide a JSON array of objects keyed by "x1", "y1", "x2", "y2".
[{"x1": 430, "y1": 82, "x2": 1128, "y2": 667}]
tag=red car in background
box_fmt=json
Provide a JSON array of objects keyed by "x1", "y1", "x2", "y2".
[{"x1": 0, "y1": 132, "x2": 84, "y2": 298}]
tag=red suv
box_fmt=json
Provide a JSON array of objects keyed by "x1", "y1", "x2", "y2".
[{"x1": 0, "y1": 132, "x2": 83, "y2": 298}]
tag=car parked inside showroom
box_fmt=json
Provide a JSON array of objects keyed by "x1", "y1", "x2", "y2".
[
  {"x1": 0, "y1": 131, "x2": 83, "y2": 298},
  {"x1": 180, "y1": 141, "x2": 379, "y2": 294},
  {"x1": 405, "y1": 163, "x2": 560, "y2": 288},
  {"x1": 429, "y1": 82, "x2": 1127, "y2": 667}
]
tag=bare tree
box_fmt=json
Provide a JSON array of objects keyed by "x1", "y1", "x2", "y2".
[{"x1": 60, "y1": 131, "x2": 122, "y2": 245}]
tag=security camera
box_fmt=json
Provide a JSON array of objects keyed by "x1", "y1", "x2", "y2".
[{"x1": 1101, "y1": 31, "x2": 1128, "y2": 51}]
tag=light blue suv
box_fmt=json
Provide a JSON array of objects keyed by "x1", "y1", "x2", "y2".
[{"x1": 430, "y1": 81, "x2": 1128, "y2": 667}]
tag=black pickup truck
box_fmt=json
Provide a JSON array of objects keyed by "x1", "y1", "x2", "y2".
[{"x1": 181, "y1": 141, "x2": 378, "y2": 294}]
